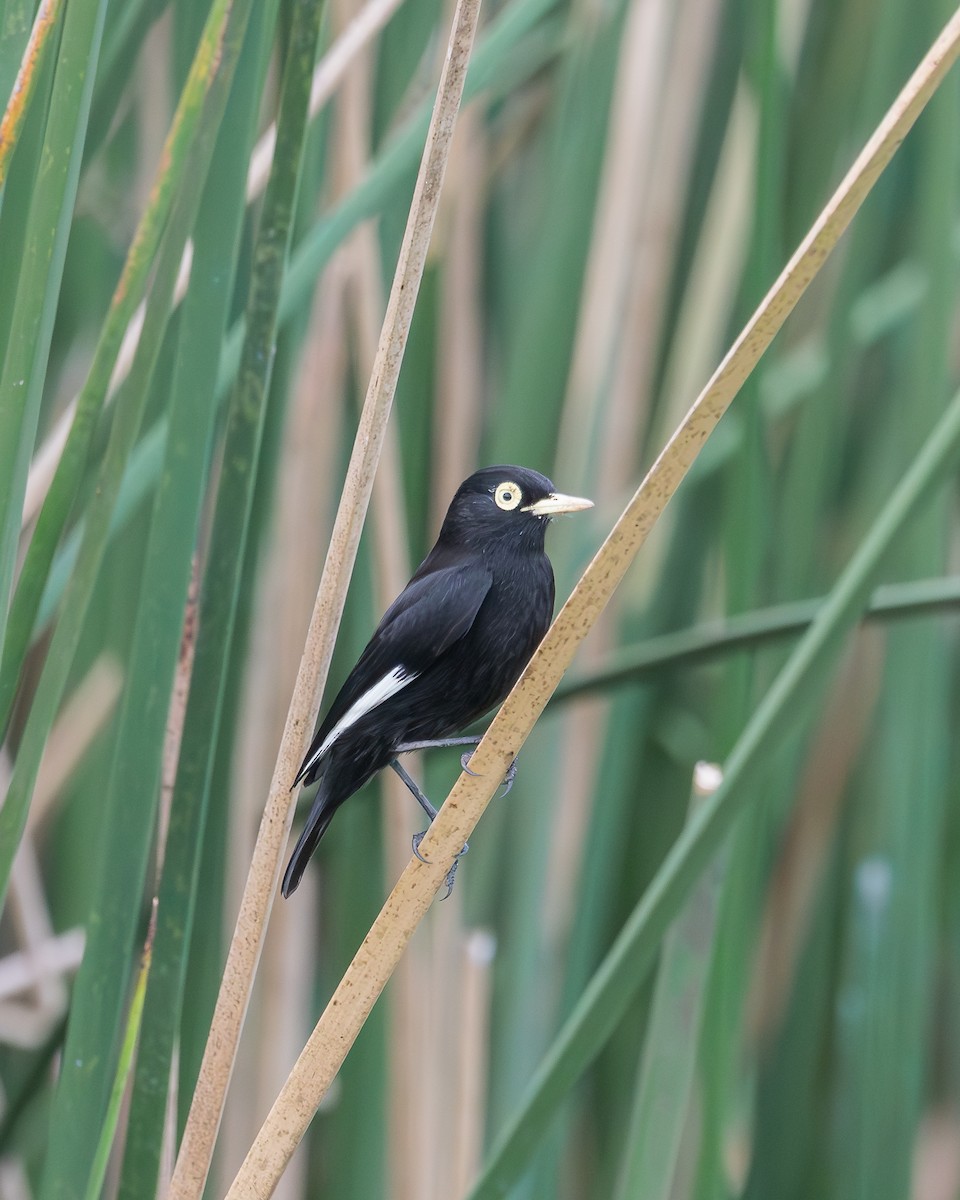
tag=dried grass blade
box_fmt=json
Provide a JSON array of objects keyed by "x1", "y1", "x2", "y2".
[{"x1": 168, "y1": 0, "x2": 484, "y2": 1193}]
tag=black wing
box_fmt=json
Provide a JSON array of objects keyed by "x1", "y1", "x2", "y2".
[{"x1": 294, "y1": 559, "x2": 492, "y2": 784}]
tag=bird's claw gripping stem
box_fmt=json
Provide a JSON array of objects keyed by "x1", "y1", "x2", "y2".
[
  {"x1": 459, "y1": 749, "x2": 519, "y2": 795},
  {"x1": 391, "y1": 748, "x2": 513, "y2": 899},
  {"x1": 500, "y1": 756, "x2": 519, "y2": 796},
  {"x1": 411, "y1": 830, "x2": 468, "y2": 898},
  {"x1": 441, "y1": 860, "x2": 460, "y2": 900}
]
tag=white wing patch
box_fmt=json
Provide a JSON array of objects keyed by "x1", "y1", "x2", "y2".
[{"x1": 301, "y1": 666, "x2": 418, "y2": 776}]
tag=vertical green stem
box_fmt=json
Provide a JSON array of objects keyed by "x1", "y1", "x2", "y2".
[{"x1": 0, "y1": 0, "x2": 108, "y2": 655}]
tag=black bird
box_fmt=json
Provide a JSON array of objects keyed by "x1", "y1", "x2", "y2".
[{"x1": 281, "y1": 466, "x2": 593, "y2": 898}]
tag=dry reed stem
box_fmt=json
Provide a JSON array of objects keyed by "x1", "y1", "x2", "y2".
[
  {"x1": 223, "y1": 12, "x2": 960, "y2": 1196},
  {"x1": 413, "y1": 64, "x2": 486, "y2": 1193},
  {"x1": 547, "y1": 0, "x2": 675, "y2": 953},
  {"x1": 548, "y1": 0, "x2": 722, "y2": 954},
  {"x1": 246, "y1": 0, "x2": 405, "y2": 197},
  {"x1": 167, "y1": 0, "x2": 484, "y2": 1193},
  {"x1": 30, "y1": 656, "x2": 123, "y2": 827},
  {"x1": 8, "y1": 842, "x2": 63, "y2": 1020},
  {"x1": 218, "y1": 222, "x2": 350, "y2": 1192},
  {"x1": 219, "y1": 248, "x2": 344, "y2": 1200},
  {"x1": 657, "y1": 89, "x2": 753, "y2": 449},
  {"x1": 247, "y1": 874, "x2": 318, "y2": 1200},
  {"x1": 0, "y1": 658, "x2": 117, "y2": 1050},
  {"x1": 0, "y1": 849, "x2": 67, "y2": 1048},
  {"x1": 218, "y1": 32, "x2": 362, "y2": 1184},
  {"x1": 0, "y1": 753, "x2": 71, "y2": 1047},
  {"x1": 331, "y1": 26, "x2": 438, "y2": 1195},
  {"x1": 748, "y1": 631, "x2": 884, "y2": 1040},
  {"x1": 556, "y1": 0, "x2": 670, "y2": 493},
  {"x1": 424, "y1": 107, "x2": 486, "y2": 1200},
  {"x1": 432, "y1": 107, "x2": 486, "y2": 526},
  {"x1": 603, "y1": 0, "x2": 722, "y2": 486},
  {"x1": 451, "y1": 930, "x2": 496, "y2": 1193},
  {"x1": 0, "y1": 927, "x2": 84, "y2": 1004}
]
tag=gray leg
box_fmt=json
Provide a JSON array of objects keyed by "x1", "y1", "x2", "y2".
[
  {"x1": 389, "y1": 758, "x2": 468, "y2": 898},
  {"x1": 390, "y1": 758, "x2": 438, "y2": 824},
  {"x1": 394, "y1": 736, "x2": 482, "y2": 755},
  {"x1": 394, "y1": 735, "x2": 518, "y2": 793}
]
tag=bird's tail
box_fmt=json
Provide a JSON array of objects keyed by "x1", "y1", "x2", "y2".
[{"x1": 282, "y1": 780, "x2": 338, "y2": 898}]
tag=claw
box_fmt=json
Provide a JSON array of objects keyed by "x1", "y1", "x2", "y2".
[
  {"x1": 460, "y1": 749, "x2": 481, "y2": 776},
  {"x1": 412, "y1": 830, "x2": 430, "y2": 863},
  {"x1": 439, "y1": 843, "x2": 469, "y2": 899},
  {"x1": 440, "y1": 862, "x2": 459, "y2": 899},
  {"x1": 500, "y1": 757, "x2": 519, "y2": 797}
]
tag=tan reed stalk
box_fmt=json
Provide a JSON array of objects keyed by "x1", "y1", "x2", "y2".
[
  {"x1": 167, "y1": 0, "x2": 486, "y2": 1192},
  {"x1": 331, "y1": 9, "x2": 430, "y2": 1190},
  {"x1": 30, "y1": 656, "x2": 123, "y2": 827},
  {"x1": 424, "y1": 109, "x2": 488, "y2": 1200},
  {"x1": 215, "y1": 269, "x2": 344, "y2": 1194},
  {"x1": 547, "y1": 0, "x2": 722, "y2": 954},
  {"x1": 747, "y1": 632, "x2": 883, "y2": 1040},
  {"x1": 555, "y1": 0, "x2": 671, "y2": 494},
  {"x1": 431, "y1": 106, "x2": 486, "y2": 527},
  {"x1": 602, "y1": 0, "x2": 723, "y2": 487},
  {"x1": 450, "y1": 929, "x2": 497, "y2": 1194}
]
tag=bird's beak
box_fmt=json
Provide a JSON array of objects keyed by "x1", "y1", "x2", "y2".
[{"x1": 523, "y1": 492, "x2": 594, "y2": 517}]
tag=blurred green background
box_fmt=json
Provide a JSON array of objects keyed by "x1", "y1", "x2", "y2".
[{"x1": 1, "y1": 0, "x2": 960, "y2": 1196}]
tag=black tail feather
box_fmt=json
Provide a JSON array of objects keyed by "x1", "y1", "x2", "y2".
[
  {"x1": 282, "y1": 783, "x2": 338, "y2": 897},
  {"x1": 283, "y1": 738, "x2": 390, "y2": 898}
]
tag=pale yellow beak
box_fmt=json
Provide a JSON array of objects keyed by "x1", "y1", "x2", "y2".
[{"x1": 523, "y1": 492, "x2": 594, "y2": 517}]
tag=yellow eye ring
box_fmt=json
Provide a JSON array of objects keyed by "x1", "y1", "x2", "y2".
[{"x1": 494, "y1": 481, "x2": 522, "y2": 511}]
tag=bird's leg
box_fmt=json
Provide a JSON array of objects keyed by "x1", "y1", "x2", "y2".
[
  {"x1": 389, "y1": 759, "x2": 468, "y2": 898},
  {"x1": 394, "y1": 736, "x2": 483, "y2": 755},
  {"x1": 394, "y1": 735, "x2": 518, "y2": 793},
  {"x1": 390, "y1": 758, "x2": 439, "y2": 824}
]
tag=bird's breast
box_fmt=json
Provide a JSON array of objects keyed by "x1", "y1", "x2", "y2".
[{"x1": 444, "y1": 554, "x2": 554, "y2": 708}]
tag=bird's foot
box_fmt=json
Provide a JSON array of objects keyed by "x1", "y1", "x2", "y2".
[
  {"x1": 441, "y1": 842, "x2": 469, "y2": 899},
  {"x1": 411, "y1": 830, "x2": 468, "y2": 898},
  {"x1": 459, "y1": 750, "x2": 519, "y2": 795},
  {"x1": 441, "y1": 858, "x2": 460, "y2": 900},
  {"x1": 501, "y1": 756, "x2": 519, "y2": 796},
  {"x1": 396, "y1": 736, "x2": 482, "y2": 756}
]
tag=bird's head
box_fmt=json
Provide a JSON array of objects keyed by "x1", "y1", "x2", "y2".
[{"x1": 438, "y1": 466, "x2": 593, "y2": 554}]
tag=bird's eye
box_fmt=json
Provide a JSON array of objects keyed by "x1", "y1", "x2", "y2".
[{"x1": 494, "y1": 482, "x2": 522, "y2": 511}]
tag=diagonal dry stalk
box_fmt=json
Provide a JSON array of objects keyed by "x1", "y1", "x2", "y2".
[
  {"x1": 222, "y1": 8, "x2": 960, "y2": 1197},
  {"x1": 166, "y1": 0, "x2": 485, "y2": 1194}
]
